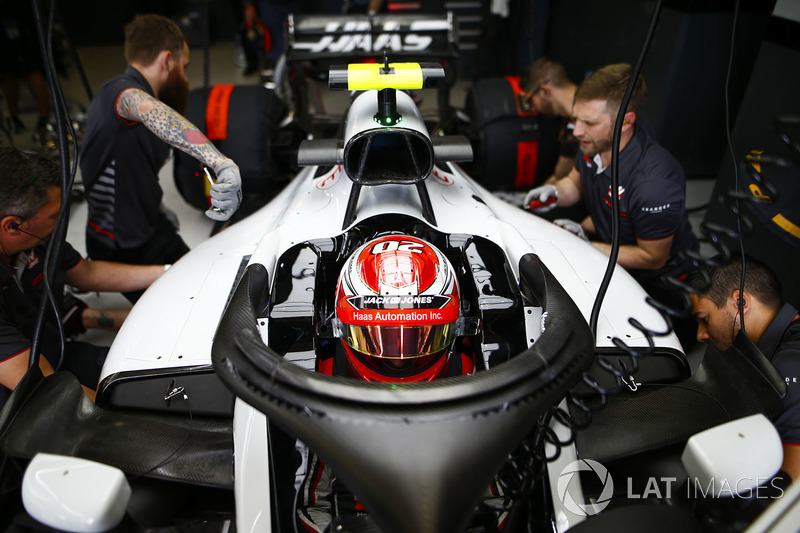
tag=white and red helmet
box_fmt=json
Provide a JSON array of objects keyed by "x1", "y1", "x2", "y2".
[{"x1": 334, "y1": 235, "x2": 460, "y2": 382}]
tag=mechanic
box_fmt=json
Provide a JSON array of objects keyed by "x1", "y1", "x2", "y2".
[
  {"x1": 79, "y1": 14, "x2": 242, "y2": 303},
  {"x1": 525, "y1": 63, "x2": 699, "y2": 344},
  {"x1": 0, "y1": 148, "x2": 167, "y2": 402},
  {"x1": 296, "y1": 235, "x2": 511, "y2": 532},
  {"x1": 520, "y1": 57, "x2": 579, "y2": 186},
  {"x1": 689, "y1": 256, "x2": 800, "y2": 481}
]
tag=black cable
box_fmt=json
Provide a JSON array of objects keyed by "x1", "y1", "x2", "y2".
[
  {"x1": 723, "y1": 0, "x2": 747, "y2": 336},
  {"x1": 29, "y1": 0, "x2": 76, "y2": 370},
  {"x1": 588, "y1": 0, "x2": 663, "y2": 337},
  {"x1": 44, "y1": 1, "x2": 81, "y2": 370}
]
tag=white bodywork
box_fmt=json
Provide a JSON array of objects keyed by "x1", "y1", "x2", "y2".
[
  {"x1": 100, "y1": 90, "x2": 683, "y2": 529},
  {"x1": 22, "y1": 454, "x2": 132, "y2": 532}
]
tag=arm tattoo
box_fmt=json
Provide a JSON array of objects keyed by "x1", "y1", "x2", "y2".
[
  {"x1": 117, "y1": 88, "x2": 225, "y2": 168},
  {"x1": 118, "y1": 90, "x2": 138, "y2": 121}
]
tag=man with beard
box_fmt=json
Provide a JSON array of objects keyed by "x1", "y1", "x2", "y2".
[
  {"x1": 525, "y1": 63, "x2": 698, "y2": 345},
  {"x1": 79, "y1": 14, "x2": 242, "y2": 303},
  {"x1": 689, "y1": 256, "x2": 800, "y2": 480}
]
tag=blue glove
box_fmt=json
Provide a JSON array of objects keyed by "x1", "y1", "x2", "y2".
[
  {"x1": 553, "y1": 218, "x2": 589, "y2": 241},
  {"x1": 206, "y1": 159, "x2": 243, "y2": 221}
]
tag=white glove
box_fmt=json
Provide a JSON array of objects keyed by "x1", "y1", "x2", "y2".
[
  {"x1": 553, "y1": 218, "x2": 589, "y2": 241},
  {"x1": 523, "y1": 184, "x2": 558, "y2": 213},
  {"x1": 206, "y1": 159, "x2": 243, "y2": 221}
]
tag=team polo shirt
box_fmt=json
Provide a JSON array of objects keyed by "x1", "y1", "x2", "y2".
[
  {"x1": 0, "y1": 243, "x2": 82, "y2": 364},
  {"x1": 80, "y1": 66, "x2": 170, "y2": 249},
  {"x1": 578, "y1": 126, "x2": 699, "y2": 282},
  {"x1": 757, "y1": 303, "x2": 800, "y2": 445}
]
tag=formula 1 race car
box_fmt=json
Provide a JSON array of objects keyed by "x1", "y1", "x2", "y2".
[{"x1": 0, "y1": 61, "x2": 792, "y2": 533}]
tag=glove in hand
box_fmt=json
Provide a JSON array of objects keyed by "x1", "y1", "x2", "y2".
[
  {"x1": 523, "y1": 184, "x2": 558, "y2": 213},
  {"x1": 206, "y1": 159, "x2": 243, "y2": 221},
  {"x1": 553, "y1": 218, "x2": 589, "y2": 241}
]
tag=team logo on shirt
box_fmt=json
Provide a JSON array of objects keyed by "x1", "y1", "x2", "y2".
[
  {"x1": 602, "y1": 186, "x2": 628, "y2": 214},
  {"x1": 606, "y1": 185, "x2": 626, "y2": 199},
  {"x1": 26, "y1": 252, "x2": 39, "y2": 270}
]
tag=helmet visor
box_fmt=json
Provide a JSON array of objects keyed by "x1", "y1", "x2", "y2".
[{"x1": 340, "y1": 322, "x2": 457, "y2": 359}]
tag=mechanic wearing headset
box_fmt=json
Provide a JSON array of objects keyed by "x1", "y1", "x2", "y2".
[
  {"x1": 689, "y1": 256, "x2": 800, "y2": 481},
  {"x1": 0, "y1": 148, "x2": 167, "y2": 402},
  {"x1": 296, "y1": 235, "x2": 511, "y2": 532},
  {"x1": 525, "y1": 63, "x2": 699, "y2": 346},
  {"x1": 79, "y1": 14, "x2": 242, "y2": 303}
]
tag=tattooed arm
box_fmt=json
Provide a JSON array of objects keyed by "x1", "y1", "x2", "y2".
[
  {"x1": 117, "y1": 87, "x2": 243, "y2": 220},
  {"x1": 117, "y1": 87, "x2": 226, "y2": 169}
]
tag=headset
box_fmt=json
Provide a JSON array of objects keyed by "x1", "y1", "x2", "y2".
[{"x1": 5, "y1": 215, "x2": 47, "y2": 242}]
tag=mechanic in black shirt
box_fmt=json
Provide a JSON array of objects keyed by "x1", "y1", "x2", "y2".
[
  {"x1": 80, "y1": 14, "x2": 242, "y2": 303},
  {"x1": 0, "y1": 148, "x2": 167, "y2": 401},
  {"x1": 689, "y1": 256, "x2": 800, "y2": 481},
  {"x1": 525, "y1": 63, "x2": 699, "y2": 346}
]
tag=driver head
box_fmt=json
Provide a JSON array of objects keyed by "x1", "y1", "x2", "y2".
[{"x1": 334, "y1": 235, "x2": 460, "y2": 382}]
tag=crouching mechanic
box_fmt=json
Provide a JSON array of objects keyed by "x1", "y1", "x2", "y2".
[
  {"x1": 689, "y1": 256, "x2": 800, "y2": 481},
  {"x1": 80, "y1": 14, "x2": 242, "y2": 303},
  {"x1": 0, "y1": 148, "x2": 167, "y2": 402},
  {"x1": 296, "y1": 235, "x2": 511, "y2": 532}
]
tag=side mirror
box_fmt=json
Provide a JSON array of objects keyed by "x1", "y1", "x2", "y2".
[
  {"x1": 22, "y1": 453, "x2": 131, "y2": 532},
  {"x1": 681, "y1": 414, "x2": 783, "y2": 497},
  {"x1": 432, "y1": 135, "x2": 473, "y2": 162}
]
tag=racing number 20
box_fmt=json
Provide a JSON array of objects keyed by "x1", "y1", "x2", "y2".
[{"x1": 370, "y1": 240, "x2": 424, "y2": 254}]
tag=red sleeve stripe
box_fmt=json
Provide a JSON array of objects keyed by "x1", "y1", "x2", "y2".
[
  {"x1": 1, "y1": 347, "x2": 31, "y2": 363},
  {"x1": 115, "y1": 88, "x2": 140, "y2": 126}
]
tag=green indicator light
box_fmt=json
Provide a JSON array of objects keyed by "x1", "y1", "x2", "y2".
[{"x1": 373, "y1": 114, "x2": 402, "y2": 126}]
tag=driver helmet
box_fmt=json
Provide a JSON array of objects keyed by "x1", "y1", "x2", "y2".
[{"x1": 334, "y1": 235, "x2": 460, "y2": 383}]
